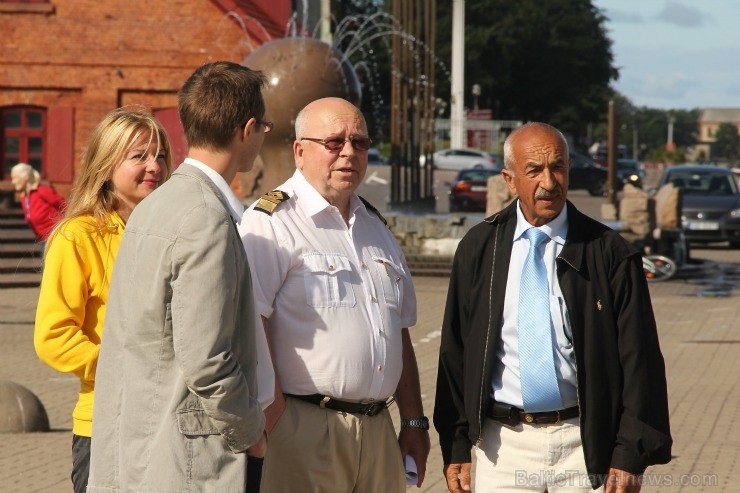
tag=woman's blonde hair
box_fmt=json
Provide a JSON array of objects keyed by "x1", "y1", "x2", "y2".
[
  {"x1": 50, "y1": 106, "x2": 173, "y2": 239},
  {"x1": 10, "y1": 162, "x2": 41, "y2": 194}
]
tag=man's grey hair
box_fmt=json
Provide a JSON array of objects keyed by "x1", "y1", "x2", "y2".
[{"x1": 503, "y1": 122, "x2": 570, "y2": 173}]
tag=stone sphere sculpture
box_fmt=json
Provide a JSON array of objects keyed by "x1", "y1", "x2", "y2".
[
  {"x1": 240, "y1": 38, "x2": 362, "y2": 201},
  {"x1": 0, "y1": 380, "x2": 50, "y2": 433}
]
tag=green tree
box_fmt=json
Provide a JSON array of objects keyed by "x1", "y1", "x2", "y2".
[
  {"x1": 590, "y1": 95, "x2": 699, "y2": 161},
  {"x1": 435, "y1": 0, "x2": 617, "y2": 142},
  {"x1": 713, "y1": 122, "x2": 740, "y2": 160}
]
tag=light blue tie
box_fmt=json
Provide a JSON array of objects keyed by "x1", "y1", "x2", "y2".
[{"x1": 518, "y1": 227, "x2": 563, "y2": 412}]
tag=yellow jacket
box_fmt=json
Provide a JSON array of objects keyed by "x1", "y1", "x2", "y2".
[{"x1": 35, "y1": 211, "x2": 124, "y2": 437}]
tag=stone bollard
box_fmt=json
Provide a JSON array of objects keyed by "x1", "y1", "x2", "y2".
[{"x1": 0, "y1": 380, "x2": 50, "y2": 432}]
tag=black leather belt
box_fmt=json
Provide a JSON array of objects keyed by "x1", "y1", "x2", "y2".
[
  {"x1": 487, "y1": 400, "x2": 579, "y2": 426},
  {"x1": 286, "y1": 394, "x2": 390, "y2": 416}
]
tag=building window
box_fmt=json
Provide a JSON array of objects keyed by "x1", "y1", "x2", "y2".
[{"x1": 2, "y1": 106, "x2": 46, "y2": 179}]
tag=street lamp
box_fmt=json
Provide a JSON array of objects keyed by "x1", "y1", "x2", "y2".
[
  {"x1": 666, "y1": 112, "x2": 676, "y2": 151},
  {"x1": 472, "y1": 83, "x2": 481, "y2": 111}
]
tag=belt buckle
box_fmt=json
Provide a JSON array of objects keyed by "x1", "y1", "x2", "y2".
[
  {"x1": 554, "y1": 410, "x2": 561, "y2": 424},
  {"x1": 319, "y1": 396, "x2": 331, "y2": 409}
]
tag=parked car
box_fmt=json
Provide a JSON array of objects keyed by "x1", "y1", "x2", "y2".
[
  {"x1": 448, "y1": 168, "x2": 500, "y2": 212},
  {"x1": 617, "y1": 159, "x2": 645, "y2": 189},
  {"x1": 568, "y1": 151, "x2": 608, "y2": 196},
  {"x1": 658, "y1": 165, "x2": 740, "y2": 247},
  {"x1": 433, "y1": 148, "x2": 500, "y2": 171},
  {"x1": 568, "y1": 152, "x2": 640, "y2": 195},
  {"x1": 367, "y1": 147, "x2": 384, "y2": 166}
]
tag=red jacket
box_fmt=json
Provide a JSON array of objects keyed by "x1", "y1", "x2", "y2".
[{"x1": 21, "y1": 184, "x2": 66, "y2": 240}]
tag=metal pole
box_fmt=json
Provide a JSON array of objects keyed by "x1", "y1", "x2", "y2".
[
  {"x1": 632, "y1": 125, "x2": 638, "y2": 160},
  {"x1": 666, "y1": 114, "x2": 676, "y2": 151},
  {"x1": 320, "y1": 0, "x2": 332, "y2": 44},
  {"x1": 450, "y1": 0, "x2": 465, "y2": 149},
  {"x1": 607, "y1": 100, "x2": 617, "y2": 206}
]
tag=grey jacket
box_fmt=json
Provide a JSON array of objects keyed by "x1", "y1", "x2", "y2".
[{"x1": 88, "y1": 164, "x2": 265, "y2": 492}]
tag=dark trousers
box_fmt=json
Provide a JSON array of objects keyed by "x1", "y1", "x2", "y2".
[
  {"x1": 71, "y1": 434, "x2": 91, "y2": 493},
  {"x1": 246, "y1": 456, "x2": 263, "y2": 493}
]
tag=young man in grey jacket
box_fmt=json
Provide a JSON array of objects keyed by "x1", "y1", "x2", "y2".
[{"x1": 88, "y1": 61, "x2": 271, "y2": 492}]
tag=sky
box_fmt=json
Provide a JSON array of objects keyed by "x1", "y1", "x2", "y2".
[{"x1": 591, "y1": 0, "x2": 740, "y2": 110}]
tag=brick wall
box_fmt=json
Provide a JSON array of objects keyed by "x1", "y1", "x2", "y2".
[{"x1": 0, "y1": 0, "x2": 271, "y2": 193}]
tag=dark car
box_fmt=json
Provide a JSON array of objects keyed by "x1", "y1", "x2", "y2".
[
  {"x1": 449, "y1": 168, "x2": 500, "y2": 212},
  {"x1": 658, "y1": 165, "x2": 740, "y2": 247},
  {"x1": 367, "y1": 147, "x2": 384, "y2": 166},
  {"x1": 568, "y1": 151, "x2": 608, "y2": 196},
  {"x1": 617, "y1": 159, "x2": 645, "y2": 189}
]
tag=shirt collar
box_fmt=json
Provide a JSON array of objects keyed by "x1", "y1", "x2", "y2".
[
  {"x1": 513, "y1": 199, "x2": 568, "y2": 245},
  {"x1": 184, "y1": 158, "x2": 244, "y2": 224},
  {"x1": 289, "y1": 169, "x2": 363, "y2": 219}
]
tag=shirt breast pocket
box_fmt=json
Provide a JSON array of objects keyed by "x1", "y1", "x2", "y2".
[
  {"x1": 373, "y1": 256, "x2": 404, "y2": 311},
  {"x1": 303, "y1": 253, "x2": 356, "y2": 308}
]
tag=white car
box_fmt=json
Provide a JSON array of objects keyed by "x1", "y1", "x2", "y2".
[{"x1": 433, "y1": 148, "x2": 501, "y2": 171}]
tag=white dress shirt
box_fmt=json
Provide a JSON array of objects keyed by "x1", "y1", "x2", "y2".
[
  {"x1": 491, "y1": 201, "x2": 578, "y2": 409},
  {"x1": 182, "y1": 158, "x2": 274, "y2": 409},
  {"x1": 239, "y1": 170, "x2": 417, "y2": 402}
]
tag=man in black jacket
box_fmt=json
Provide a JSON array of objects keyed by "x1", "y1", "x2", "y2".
[{"x1": 434, "y1": 122, "x2": 671, "y2": 492}]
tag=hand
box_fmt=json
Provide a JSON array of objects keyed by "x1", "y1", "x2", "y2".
[
  {"x1": 245, "y1": 432, "x2": 267, "y2": 458},
  {"x1": 444, "y1": 462, "x2": 472, "y2": 492},
  {"x1": 398, "y1": 427, "x2": 430, "y2": 487},
  {"x1": 264, "y1": 392, "x2": 286, "y2": 435},
  {"x1": 604, "y1": 467, "x2": 642, "y2": 493}
]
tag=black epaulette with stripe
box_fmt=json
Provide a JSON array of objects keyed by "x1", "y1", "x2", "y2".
[
  {"x1": 359, "y1": 196, "x2": 388, "y2": 228},
  {"x1": 254, "y1": 190, "x2": 290, "y2": 215}
]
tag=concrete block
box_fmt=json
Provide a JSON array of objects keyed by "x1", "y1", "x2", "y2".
[{"x1": 0, "y1": 380, "x2": 50, "y2": 433}]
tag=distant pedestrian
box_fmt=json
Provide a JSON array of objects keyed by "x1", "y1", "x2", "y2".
[
  {"x1": 10, "y1": 162, "x2": 66, "y2": 256},
  {"x1": 34, "y1": 107, "x2": 172, "y2": 493}
]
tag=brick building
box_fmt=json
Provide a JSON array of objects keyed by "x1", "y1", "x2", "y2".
[{"x1": 0, "y1": 0, "x2": 290, "y2": 205}]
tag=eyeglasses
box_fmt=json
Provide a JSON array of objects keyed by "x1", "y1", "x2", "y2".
[
  {"x1": 239, "y1": 118, "x2": 273, "y2": 133},
  {"x1": 300, "y1": 136, "x2": 372, "y2": 152}
]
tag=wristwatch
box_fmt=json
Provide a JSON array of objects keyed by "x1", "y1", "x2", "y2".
[{"x1": 400, "y1": 416, "x2": 429, "y2": 430}]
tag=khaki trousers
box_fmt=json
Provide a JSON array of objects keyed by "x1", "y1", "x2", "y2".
[
  {"x1": 474, "y1": 417, "x2": 601, "y2": 492},
  {"x1": 260, "y1": 396, "x2": 405, "y2": 493}
]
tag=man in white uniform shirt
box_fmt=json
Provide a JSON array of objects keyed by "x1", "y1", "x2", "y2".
[{"x1": 240, "y1": 97, "x2": 430, "y2": 492}]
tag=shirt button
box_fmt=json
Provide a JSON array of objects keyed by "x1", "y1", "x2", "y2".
[
  {"x1": 377, "y1": 365, "x2": 382, "y2": 372},
  {"x1": 328, "y1": 265, "x2": 335, "y2": 272},
  {"x1": 361, "y1": 262, "x2": 367, "y2": 269}
]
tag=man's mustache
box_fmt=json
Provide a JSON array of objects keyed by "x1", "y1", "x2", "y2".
[{"x1": 535, "y1": 185, "x2": 563, "y2": 199}]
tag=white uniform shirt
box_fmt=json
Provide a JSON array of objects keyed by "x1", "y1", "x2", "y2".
[
  {"x1": 491, "y1": 201, "x2": 578, "y2": 409},
  {"x1": 183, "y1": 158, "x2": 274, "y2": 410},
  {"x1": 239, "y1": 170, "x2": 417, "y2": 402}
]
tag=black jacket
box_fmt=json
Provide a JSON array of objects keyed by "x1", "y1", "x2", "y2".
[{"x1": 433, "y1": 201, "x2": 672, "y2": 488}]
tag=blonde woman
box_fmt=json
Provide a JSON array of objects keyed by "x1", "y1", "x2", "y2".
[
  {"x1": 34, "y1": 106, "x2": 172, "y2": 493},
  {"x1": 10, "y1": 162, "x2": 66, "y2": 255}
]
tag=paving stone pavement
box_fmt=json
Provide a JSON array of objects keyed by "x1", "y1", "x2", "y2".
[{"x1": 0, "y1": 248, "x2": 738, "y2": 492}]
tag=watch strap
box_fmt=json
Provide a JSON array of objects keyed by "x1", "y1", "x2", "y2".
[{"x1": 400, "y1": 416, "x2": 429, "y2": 430}]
